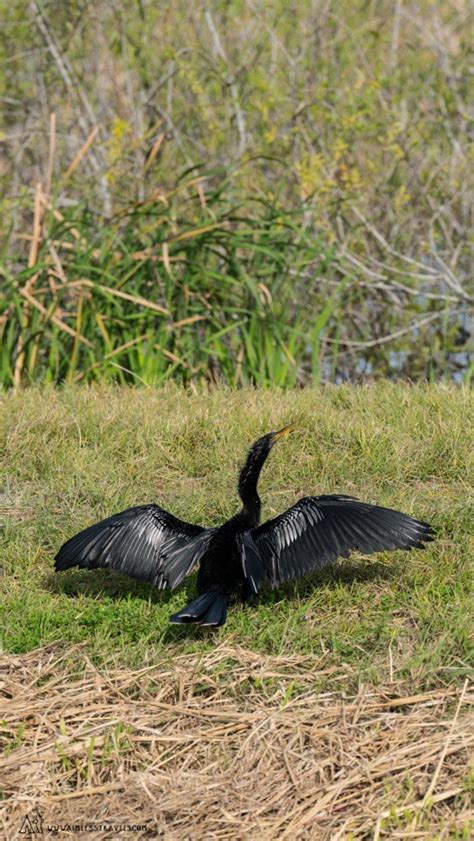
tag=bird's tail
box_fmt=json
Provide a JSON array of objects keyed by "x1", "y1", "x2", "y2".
[{"x1": 169, "y1": 591, "x2": 227, "y2": 627}]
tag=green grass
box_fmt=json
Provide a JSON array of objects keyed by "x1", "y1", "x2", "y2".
[{"x1": 1, "y1": 383, "x2": 472, "y2": 692}]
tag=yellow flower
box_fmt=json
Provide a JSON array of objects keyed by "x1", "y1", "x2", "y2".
[{"x1": 394, "y1": 185, "x2": 411, "y2": 209}]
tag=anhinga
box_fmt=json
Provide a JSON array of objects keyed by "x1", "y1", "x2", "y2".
[{"x1": 55, "y1": 425, "x2": 433, "y2": 627}]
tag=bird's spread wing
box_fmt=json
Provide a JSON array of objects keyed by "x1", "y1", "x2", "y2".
[
  {"x1": 238, "y1": 494, "x2": 433, "y2": 592},
  {"x1": 55, "y1": 504, "x2": 215, "y2": 590}
]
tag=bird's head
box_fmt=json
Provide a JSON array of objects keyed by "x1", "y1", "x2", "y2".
[
  {"x1": 246, "y1": 423, "x2": 295, "y2": 463},
  {"x1": 265, "y1": 422, "x2": 295, "y2": 449}
]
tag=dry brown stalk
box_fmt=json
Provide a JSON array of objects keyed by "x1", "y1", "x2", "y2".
[
  {"x1": 18, "y1": 287, "x2": 93, "y2": 348},
  {"x1": 13, "y1": 182, "x2": 44, "y2": 388},
  {"x1": 70, "y1": 279, "x2": 169, "y2": 316},
  {"x1": 62, "y1": 125, "x2": 101, "y2": 184},
  {"x1": 143, "y1": 133, "x2": 166, "y2": 173},
  {"x1": 45, "y1": 112, "x2": 56, "y2": 197}
]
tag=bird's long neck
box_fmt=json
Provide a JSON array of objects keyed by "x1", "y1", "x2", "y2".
[{"x1": 237, "y1": 447, "x2": 269, "y2": 527}]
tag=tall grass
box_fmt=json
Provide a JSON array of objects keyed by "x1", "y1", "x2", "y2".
[
  {"x1": 1, "y1": 135, "x2": 470, "y2": 388},
  {"x1": 2, "y1": 164, "x2": 471, "y2": 388},
  {"x1": 1, "y1": 169, "x2": 350, "y2": 388}
]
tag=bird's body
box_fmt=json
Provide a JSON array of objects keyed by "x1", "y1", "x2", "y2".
[{"x1": 55, "y1": 425, "x2": 433, "y2": 627}]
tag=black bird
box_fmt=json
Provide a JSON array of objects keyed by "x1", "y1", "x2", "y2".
[{"x1": 55, "y1": 425, "x2": 433, "y2": 627}]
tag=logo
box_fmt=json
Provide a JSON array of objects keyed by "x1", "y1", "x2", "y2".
[
  {"x1": 19, "y1": 808, "x2": 44, "y2": 835},
  {"x1": 18, "y1": 808, "x2": 148, "y2": 834}
]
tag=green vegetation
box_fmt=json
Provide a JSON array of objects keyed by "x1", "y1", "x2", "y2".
[
  {"x1": 2, "y1": 384, "x2": 472, "y2": 691},
  {"x1": 1, "y1": 1, "x2": 472, "y2": 386},
  {"x1": 1, "y1": 179, "x2": 339, "y2": 387}
]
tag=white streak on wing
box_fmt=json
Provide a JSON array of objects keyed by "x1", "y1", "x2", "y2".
[
  {"x1": 122, "y1": 523, "x2": 142, "y2": 568},
  {"x1": 271, "y1": 553, "x2": 278, "y2": 583},
  {"x1": 240, "y1": 541, "x2": 248, "y2": 577},
  {"x1": 146, "y1": 522, "x2": 163, "y2": 548},
  {"x1": 312, "y1": 505, "x2": 323, "y2": 523}
]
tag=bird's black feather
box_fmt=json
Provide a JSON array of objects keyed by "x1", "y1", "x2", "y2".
[
  {"x1": 169, "y1": 591, "x2": 228, "y2": 626},
  {"x1": 239, "y1": 494, "x2": 433, "y2": 591},
  {"x1": 55, "y1": 504, "x2": 215, "y2": 590}
]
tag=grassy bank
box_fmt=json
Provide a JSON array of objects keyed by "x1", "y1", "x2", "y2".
[
  {"x1": 1, "y1": 384, "x2": 473, "y2": 837},
  {"x1": 1, "y1": 383, "x2": 472, "y2": 688}
]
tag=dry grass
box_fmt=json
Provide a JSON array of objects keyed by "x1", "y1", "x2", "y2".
[{"x1": 2, "y1": 643, "x2": 472, "y2": 840}]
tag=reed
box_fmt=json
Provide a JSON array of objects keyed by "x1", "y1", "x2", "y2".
[
  {"x1": 1, "y1": 171, "x2": 344, "y2": 388},
  {"x1": 3, "y1": 166, "x2": 470, "y2": 388}
]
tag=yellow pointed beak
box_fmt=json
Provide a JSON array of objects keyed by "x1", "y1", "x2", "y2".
[{"x1": 272, "y1": 423, "x2": 295, "y2": 441}]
